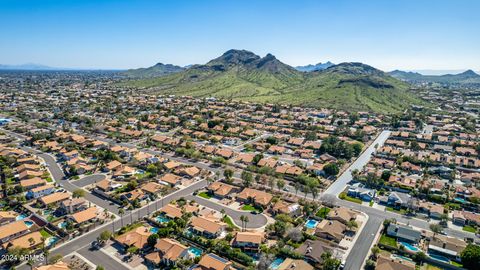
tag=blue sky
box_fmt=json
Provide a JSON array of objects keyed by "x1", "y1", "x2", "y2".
[{"x1": 1, "y1": 0, "x2": 479, "y2": 71}]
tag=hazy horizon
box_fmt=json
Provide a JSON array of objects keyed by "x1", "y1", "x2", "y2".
[{"x1": 1, "y1": 0, "x2": 479, "y2": 71}]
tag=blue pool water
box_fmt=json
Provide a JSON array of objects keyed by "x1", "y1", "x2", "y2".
[
  {"x1": 58, "y1": 221, "x2": 68, "y2": 229},
  {"x1": 16, "y1": 214, "x2": 28, "y2": 221},
  {"x1": 24, "y1": 220, "x2": 34, "y2": 228},
  {"x1": 150, "y1": 227, "x2": 159, "y2": 233},
  {"x1": 429, "y1": 254, "x2": 450, "y2": 263},
  {"x1": 269, "y1": 258, "x2": 285, "y2": 270},
  {"x1": 43, "y1": 210, "x2": 52, "y2": 216},
  {"x1": 305, "y1": 219, "x2": 318, "y2": 229},
  {"x1": 45, "y1": 237, "x2": 59, "y2": 247},
  {"x1": 454, "y1": 197, "x2": 467, "y2": 204},
  {"x1": 399, "y1": 241, "x2": 420, "y2": 252},
  {"x1": 188, "y1": 247, "x2": 202, "y2": 257},
  {"x1": 155, "y1": 216, "x2": 170, "y2": 223}
]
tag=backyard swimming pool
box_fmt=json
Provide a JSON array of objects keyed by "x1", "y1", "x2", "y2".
[
  {"x1": 58, "y1": 221, "x2": 68, "y2": 229},
  {"x1": 16, "y1": 214, "x2": 28, "y2": 221},
  {"x1": 24, "y1": 220, "x2": 34, "y2": 228},
  {"x1": 150, "y1": 227, "x2": 159, "y2": 233},
  {"x1": 429, "y1": 254, "x2": 450, "y2": 263},
  {"x1": 269, "y1": 258, "x2": 285, "y2": 269},
  {"x1": 188, "y1": 247, "x2": 202, "y2": 257},
  {"x1": 399, "y1": 241, "x2": 420, "y2": 252},
  {"x1": 305, "y1": 219, "x2": 318, "y2": 229},
  {"x1": 155, "y1": 215, "x2": 170, "y2": 223},
  {"x1": 45, "y1": 236, "x2": 59, "y2": 247}
]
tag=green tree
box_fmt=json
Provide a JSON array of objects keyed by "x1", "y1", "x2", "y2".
[
  {"x1": 323, "y1": 163, "x2": 339, "y2": 176},
  {"x1": 223, "y1": 168, "x2": 234, "y2": 180},
  {"x1": 461, "y1": 244, "x2": 480, "y2": 270},
  {"x1": 147, "y1": 234, "x2": 159, "y2": 247},
  {"x1": 72, "y1": 189, "x2": 85, "y2": 198}
]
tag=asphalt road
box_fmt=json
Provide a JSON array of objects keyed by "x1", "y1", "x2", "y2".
[
  {"x1": 186, "y1": 195, "x2": 268, "y2": 228},
  {"x1": 17, "y1": 180, "x2": 207, "y2": 270},
  {"x1": 324, "y1": 130, "x2": 391, "y2": 196},
  {"x1": 72, "y1": 174, "x2": 106, "y2": 187},
  {"x1": 344, "y1": 215, "x2": 383, "y2": 270},
  {"x1": 78, "y1": 247, "x2": 130, "y2": 270}
]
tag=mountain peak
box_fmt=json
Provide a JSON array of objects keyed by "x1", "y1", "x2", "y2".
[
  {"x1": 326, "y1": 62, "x2": 385, "y2": 76},
  {"x1": 459, "y1": 69, "x2": 479, "y2": 77},
  {"x1": 208, "y1": 49, "x2": 260, "y2": 67},
  {"x1": 295, "y1": 61, "x2": 335, "y2": 72}
]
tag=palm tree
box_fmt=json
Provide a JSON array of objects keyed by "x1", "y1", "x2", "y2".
[
  {"x1": 239, "y1": 215, "x2": 246, "y2": 231},
  {"x1": 243, "y1": 216, "x2": 249, "y2": 231},
  {"x1": 118, "y1": 209, "x2": 125, "y2": 227},
  {"x1": 294, "y1": 182, "x2": 301, "y2": 196},
  {"x1": 27, "y1": 259, "x2": 34, "y2": 270}
]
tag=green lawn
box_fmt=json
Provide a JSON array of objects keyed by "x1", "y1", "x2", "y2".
[
  {"x1": 450, "y1": 261, "x2": 462, "y2": 267},
  {"x1": 223, "y1": 216, "x2": 240, "y2": 229},
  {"x1": 339, "y1": 192, "x2": 362, "y2": 204},
  {"x1": 316, "y1": 207, "x2": 331, "y2": 218},
  {"x1": 379, "y1": 234, "x2": 397, "y2": 248},
  {"x1": 241, "y1": 204, "x2": 262, "y2": 212},
  {"x1": 462, "y1": 225, "x2": 477, "y2": 233},
  {"x1": 198, "y1": 192, "x2": 213, "y2": 199},
  {"x1": 385, "y1": 207, "x2": 406, "y2": 215},
  {"x1": 39, "y1": 229, "x2": 52, "y2": 238},
  {"x1": 45, "y1": 177, "x2": 53, "y2": 183}
]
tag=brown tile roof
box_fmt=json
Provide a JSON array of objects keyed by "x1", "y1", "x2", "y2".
[
  {"x1": 20, "y1": 177, "x2": 46, "y2": 188},
  {"x1": 2, "y1": 231, "x2": 42, "y2": 249},
  {"x1": 0, "y1": 220, "x2": 29, "y2": 240},
  {"x1": 160, "y1": 204, "x2": 183, "y2": 219},
  {"x1": 34, "y1": 262, "x2": 70, "y2": 270},
  {"x1": 236, "y1": 188, "x2": 273, "y2": 206},
  {"x1": 39, "y1": 192, "x2": 70, "y2": 205},
  {"x1": 160, "y1": 173, "x2": 182, "y2": 185},
  {"x1": 71, "y1": 207, "x2": 97, "y2": 224},
  {"x1": 375, "y1": 255, "x2": 415, "y2": 270},
  {"x1": 195, "y1": 253, "x2": 232, "y2": 270},
  {"x1": 190, "y1": 216, "x2": 226, "y2": 235},
  {"x1": 234, "y1": 232, "x2": 264, "y2": 244},
  {"x1": 115, "y1": 226, "x2": 152, "y2": 249}
]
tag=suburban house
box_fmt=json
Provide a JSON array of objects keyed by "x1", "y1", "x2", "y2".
[
  {"x1": 375, "y1": 255, "x2": 415, "y2": 270},
  {"x1": 270, "y1": 201, "x2": 302, "y2": 217},
  {"x1": 115, "y1": 226, "x2": 152, "y2": 250},
  {"x1": 277, "y1": 258, "x2": 314, "y2": 270},
  {"x1": 189, "y1": 216, "x2": 226, "y2": 238},
  {"x1": 20, "y1": 177, "x2": 46, "y2": 190},
  {"x1": 159, "y1": 173, "x2": 183, "y2": 187},
  {"x1": 33, "y1": 261, "x2": 71, "y2": 270},
  {"x1": 38, "y1": 192, "x2": 71, "y2": 207},
  {"x1": 428, "y1": 235, "x2": 467, "y2": 262},
  {"x1": 58, "y1": 198, "x2": 87, "y2": 215},
  {"x1": 296, "y1": 240, "x2": 338, "y2": 266},
  {"x1": 27, "y1": 184, "x2": 55, "y2": 199},
  {"x1": 231, "y1": 232, "x2": 264, "y2": 251},
  {"x1": 207, "y1": 182, "x2": 239, "y2": 199},
  {"x1": 159, "y1": 204, "x2": 183, "y2": 219},
  {"x1": 2, "y1": 231, "x2": 43, "y2": 250},
  {"x1": 387, "y1": 192, "x2": 412, "y2": 208},
  {"x1": 314, "y1": 220, "x2": 346, "y2": 243},
  {"x1": 236, "y1": 188, "x2": 273, "y2": 208},
  {"x1": 0, "y1": 220, "x2": 30, "y2": 244},
  {"x1": 0, "y1": 211, "x2": 18, "y2": 225},
  {"x1": 193, "y1": 253, "x2": 232, "y2": 270},
  {"x1": 327, "y1": 207, "x2": 357, "y2": 225},
  {"x1": 386, "y1": 224, "x2": 421, "y2": 244},
  {"x1": 68, "y1": 207, "x2": 98, "y2": 226},
  {"x1": 347, "y1": 185, "x2": 376, "y2": 201},
  {"x1": 144, "y1": 238, "x2": 190, "y2": 267}
]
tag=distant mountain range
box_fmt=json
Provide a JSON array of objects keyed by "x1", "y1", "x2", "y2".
[
  {"x1": 123, "y1": 63, "x2": 185, "y2": 78},
  {"x1": 389, "y1": 69, "x2": 480, "y2": 87},
  {"x1": 122, "y1": 49, "x2": 424, "y2": 113},
  {"x1": 295, "y1": 62, "x2": 335, "y2": 72},
  {"x1": 0, "y1": 63, "x2": 58, "y2": 70}
]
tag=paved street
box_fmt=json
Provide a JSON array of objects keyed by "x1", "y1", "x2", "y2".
[
  {"x1": 325, "y1": 130, "x2": 391, "y2": 196},
  {"x1": 186, "y1": 195, "x2": 268, "y2": 228},
  {"x1": 78, "y1": 246, "x2": 130, "y2": 270},
  {"x1": 72, "y1": 174, "x2": 106, "y2": 187}
]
